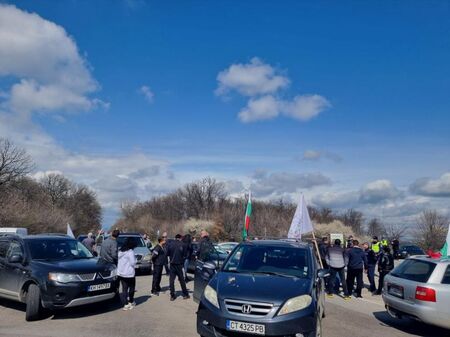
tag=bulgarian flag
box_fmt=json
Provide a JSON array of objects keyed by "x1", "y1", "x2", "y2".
[
  {"x1": 242, "y1": 192, "x2": 252, "y2": 240},
  {"x1": 440, "y1": 224, "x2": 450, "y2": 257}
]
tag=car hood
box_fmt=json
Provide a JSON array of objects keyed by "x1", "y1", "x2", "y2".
[
  {"x1": 31, "y1": 258, "x2": 115, "y2": 273},
  {"x1": 134, "y1": 247, "x2": 151, "y2": 255},
  {"x1": 213, "y1": 272, "x2": 312, "y2": 305}
]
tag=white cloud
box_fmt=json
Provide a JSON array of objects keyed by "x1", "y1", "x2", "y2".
[
  {"x1": 359, "y1": 179, "x2": 402, "y2": 204},
  {"x1": 139, "y1": 85, "x2": 154, "y2": 103},
  {"x1": 216, "y1": 57, "x2": 330, "y2": 123},
  {"x1": 0, "y1": 4, "x2": 107, "y2": 115},
  {"x1": 250, "y1": 171, "x2": 331, "y2": 198},
  {"x1": 410, "y1": 172, "x2": 450, "y2": 197},
  {"x1": 216, "y1": 57, "x2": 289, "y2": 97},
  {"x1": 302, "y1": 150, "x2": 342, "y2": 162},
  {"x1": 312, "y1": 191, "x2": 359, "y2": 209},
  {"x1": 282, "y1": 94, "x2": 331, "y2": 121}
]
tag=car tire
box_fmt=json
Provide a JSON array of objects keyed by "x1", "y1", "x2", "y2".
[{"x1": 25, "y1": 284, "x2": 42, "y2": 321}]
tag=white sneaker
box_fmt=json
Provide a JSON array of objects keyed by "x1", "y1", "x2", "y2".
[
  {"x1": 130, "y1": 302, "x2": 136, "y2": 308},
  {"x1": 123, "y1": 303, "x2": 132, "y2": 311}
]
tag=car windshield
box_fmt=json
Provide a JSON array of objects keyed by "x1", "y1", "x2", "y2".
[
  {"x1": 26, "y1": 239, "x2": 93, "y2": 260},
  {"x1": 390, "y1": 259, "x2": 436, "y2": 283},
  {"x1": 223, "y1": 244, "x2": 311, "y2": 278},
  {"x1": 117, "y1": 236, "x2": 145, "y2": 248}
]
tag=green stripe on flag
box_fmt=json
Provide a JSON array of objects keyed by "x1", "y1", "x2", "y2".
[{"x1": 440, "y1": 242, "x2": 448, "y2": 257}]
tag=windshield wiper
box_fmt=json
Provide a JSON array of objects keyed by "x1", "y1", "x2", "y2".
[{"x1": 250, "y1": 271, "x2": 298, "y2": 278}]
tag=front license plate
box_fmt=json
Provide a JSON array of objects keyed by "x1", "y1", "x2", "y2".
[
  {"x1": 87, "y1": 283, "x2": 111, "y2": 292},
  {"x1": 388, "y1": 284, "x2": 404, "y2": 299},
  {"x1": 226, "y1": 320, "x2": 265, "y2": 335}
]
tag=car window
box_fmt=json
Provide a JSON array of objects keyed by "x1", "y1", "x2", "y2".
[
  {"x1": 117, "y1": 236, "x2": 145, "y2": 248},
  {"x1": 0, "y1": 240, "x2": 9, "y2": 258},
  {"x1": 7, "y1": 241, "x2": 23, "y2": 258},
  {"x1": 390, "y1": 259, "x2": 436, "y2": 283},
  {"x1": 442, "y1": 266, "x2": 450, "y2": 285},
  {"x1": 223, "y1": 244, "x2": 311, "y2": 278},
  {"x1": 26, "y1": 239, "x2": 93, "y2": 260}
]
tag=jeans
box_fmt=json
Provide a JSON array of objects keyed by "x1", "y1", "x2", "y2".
[
  {"x1": 184, "y1": 258, "x2": 190, "y2": 279},
  {"x1": 328, "y1": 267, "x2": 349, "y2": 296},
  {"x1": 367, "y1": 265, "x2": 377, "y2": 292},
  {"x1": 346, "y1": 268, "x2": 363, "y2": 296},
  {"x1": 119, "y1": 276, "x2": 136, "y2": 305}
]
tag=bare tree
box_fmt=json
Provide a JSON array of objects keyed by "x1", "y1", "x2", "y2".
[
  {"x1": 384, "y1": 223, "x2": 408, "y2": 241},
  {"x1": 340, "y1": 209, "x2": 364, "y2": 235},
  {"x1": 366, "y1": 218, "x2": 386, "y2": 238},
  {"x1": 40, "y1": 173, "x2": 72, "y2": 206},
  {"x1": 0, "y1": 138, "x2": 34, "y2": 188},
  {"x1": 413, "y1": 210, "x2": 448, "y2": 251}
]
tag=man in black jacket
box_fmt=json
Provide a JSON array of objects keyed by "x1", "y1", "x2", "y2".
[
  {"x1": 167, "y1": 234, "x2": 189, "y2": 301},
  {"x1": 151, "y1": 236, "x2": 167, "y2": 295},
  {"x1": 198, "y1": 230, "x2": 214, "y2": 261},
  {"x1": 375, "y1": 246, "x2": 394, "y2": 295},
  {"x1": 346, "y1": 240, "x2": 368, "y2": 298},
  {"x1": 363, "y1": 242, "x2": 378, "y2": 293}
]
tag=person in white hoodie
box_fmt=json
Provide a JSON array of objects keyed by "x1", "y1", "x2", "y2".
[{"x1": 117, "y1": 238, "x2": 137, "y2": 310}]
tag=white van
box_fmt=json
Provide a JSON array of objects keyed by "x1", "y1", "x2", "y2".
[{"x1": 0, "y1": 227, "x2": 28, "y2": 236}]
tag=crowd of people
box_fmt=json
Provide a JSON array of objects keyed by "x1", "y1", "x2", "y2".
[
  {"x1": 80, "y1": 229, "x2": 214, "y2": 311},
  {"x1": 318, "y1": 235, "x2": 396, "y2": 299}
]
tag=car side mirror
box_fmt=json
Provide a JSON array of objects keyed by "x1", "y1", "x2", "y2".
[
  {"x1": 317, "y1": 269, "x2": 330, "y2": 279},
  {"x1": 8, "y1": 254, "x2": 23, "y2": 264}
]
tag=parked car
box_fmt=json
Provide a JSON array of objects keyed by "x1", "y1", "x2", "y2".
[
  {"x1": 195, "y1": 239, "x2": 327, "y2": 337},
  {"x1": 186, "y1": 242, "x2": 228, "y2": 274},
  {"x1": 0, "y1": 227, "x2": 28, "y2": 236},
  {"x1": 217, "y1": 242, "x2": 238, "y2": 254},
  {"x1": 115, "y1": 233, "x2": 152, "y2": 274},
  {"x1": 382, "y1": 256, "x2": 450, "y2": 330},
  {"x1": 396, "y1": 245, "x2": 425, "y2": 259},
  {"x1": 0, "y1": 233, "x2": 118, "y2": 321}
]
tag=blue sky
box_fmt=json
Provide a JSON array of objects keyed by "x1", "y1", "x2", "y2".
[{"x1": 1, "y1": 1, "x2": 449, "y2": 227}]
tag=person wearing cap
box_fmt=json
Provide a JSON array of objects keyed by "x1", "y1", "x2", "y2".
[{"x1": 167, "y1": 234, "x2": 189, "y2": 301}]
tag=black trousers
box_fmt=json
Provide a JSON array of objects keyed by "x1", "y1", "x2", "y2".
[
  {"x1": 152, "y1": 265, "x2": 163, "y2": 292},
  {"x1": 119, "y1": 276, "x2": 136, "y2": 305},
  {"x1": 346, "y1": 268, "x2": 363, "y2": 296},
  {"x1": 169, "y1": 264, "x2": 188, "y2": 297},
  {"x1": 377, "y1": 270, "x2": 389, "y2": 294}
]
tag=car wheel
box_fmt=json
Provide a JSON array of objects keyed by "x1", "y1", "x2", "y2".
[{"x1": 25, "y1": 284, "x2": 42, "y2": 321}]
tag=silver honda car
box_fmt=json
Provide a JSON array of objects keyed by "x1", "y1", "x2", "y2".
[{"x1": 382, "y1": 256, "x2": 450, "y2": 330}]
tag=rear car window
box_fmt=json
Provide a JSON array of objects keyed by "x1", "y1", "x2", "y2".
[
  {"x1": 390, "y1": 259, "x2": 436, "y2": 283},
  {"x1": 442, "y1": 266, "x2": 450, "y2": 285}
]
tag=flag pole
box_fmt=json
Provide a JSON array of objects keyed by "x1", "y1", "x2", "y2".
[{"x1": 311, "y1": 230, "x2": 324, "y2": 269}]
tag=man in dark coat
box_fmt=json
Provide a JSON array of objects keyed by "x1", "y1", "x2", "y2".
[
  {"x1": 151, "y1": 236, "x2": 167, "y2": 295},
  {"x1": 346, "y1": 240, "x2": 368, "y2": 298},
  {"x1": 167, "y1": 234, "x2": 189, "y2": 301}
]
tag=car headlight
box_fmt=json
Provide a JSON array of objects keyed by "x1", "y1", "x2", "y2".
[
  {"x1": 48, "y1": 273, "x2": 80, "y2": 283},
  {"x1": 204, "y1": 285, "x2": 219, "y2": 309},
  {"x1": 142, "y1": 254, "x2": 152, "y2": 262},
  {"x1": 278, "y1": 295, "x2": 312, "y2": 316}
]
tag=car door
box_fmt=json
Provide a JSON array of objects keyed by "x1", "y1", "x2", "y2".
[
  {"x1": 193, "y1": 249, "x2": 220, "y2": 303},
  {"x1": 2, "y1": 240, "x2": 26, "y2": 297},
  {"x1": 0, "y1": 239, "x2": 11, "y2": 297}
]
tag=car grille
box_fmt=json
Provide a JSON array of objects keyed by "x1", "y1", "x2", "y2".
[
  {"x1": 224, "y1": 299, "x2": 273, "y2": 317},
  {"x1": 135, "y1": 254, "x2": 143, "y2": 261},
  {"x1": 77, "y1": 273, "x2": 96, "y2": 281},
  {"x1": 99, "y1": 270, "x2": 112, "y2": 278}
]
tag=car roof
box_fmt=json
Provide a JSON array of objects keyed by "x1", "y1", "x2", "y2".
[
  {"x1": 409, "y1": 255, "x2": 450, "y2": 264},
  {"x1": 242, "y1": 239, "x2": 311, "y2": 249}
]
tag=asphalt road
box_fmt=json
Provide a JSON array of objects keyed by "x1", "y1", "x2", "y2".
[{"x1": 0, "y1": 274, "x2": 448, "y2": 337}]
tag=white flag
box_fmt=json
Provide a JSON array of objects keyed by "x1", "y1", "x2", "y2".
[
  {"x1": 67, "y1": 223, "x2": 75, "y2": 238},
  {"x1": 288, "y1": 194, "x2": 314, "y2": 239}
]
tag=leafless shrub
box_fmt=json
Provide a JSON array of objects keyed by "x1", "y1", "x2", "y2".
[{"x1": 413, "y1": 210, "x2": 448, "y2": 251}]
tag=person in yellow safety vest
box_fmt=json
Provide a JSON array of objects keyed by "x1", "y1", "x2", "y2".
[
  {"x1": 371, "y1": 236, "x2": 382, "y2": 254},
  {"x1": 381, "y1": 238, "x2": 389, "y2": 247}
]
